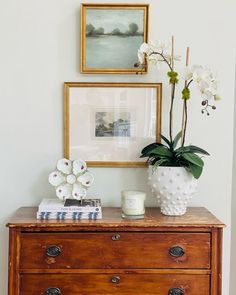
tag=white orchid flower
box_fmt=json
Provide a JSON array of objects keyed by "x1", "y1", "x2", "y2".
[
  {"x1": 209, "y1": 80, "x2": 218, "y2": 95},
  {"x1": 138, "y1": 41, "x2": 180, "y2": 68},
  {"x1": 150, "y1": 40, "x2": 170, "y2": 52},
  {"x1": 139, "y1": 42, "x2": 150, "y2": 54},
  {"x1": 197, "y1": 80, "x2": 210, "y2": 93},
  {"x1": 137, "y1": 43, "x2": 154, "y2": 64},
  {"x1": 214, "y1": 94, "x2": 221, "y2": 101},
  {"x1": 202, "y1": 89, "x2": 214, "y2": 100},
  {"x1": 146, "y1": 53, "x2": 169, "y2": 68},
  {"x1": 157, "y1": 41, "x2": 170, "y2": 51},
  {"x1": 163, "y1": 54, "x2": 181, "y2": 64},
  {"x1": 144, "y1": 55, "x2": 160, "y2": 68},
  {"x1": 146, "y1": 54, "x2": 159, "y2": 63},
  {"x1": 137, "y1": 41, "x2": 220, "y2": 113},
  {"x1": 182, "y1": 66, "x2": 193, "y2": 81},
  {"x1": 192, "y1": 65, "x2": 219, "y2": 101},
  {"x1": 192, "y1": 65, "x2": 205, "y2": 83},
  {"x1": 193, "y1": 66, "x2": 216, "y2": 84},
  {"x1": 137, "y1": 50, "x2": 145, "y2": 64}
]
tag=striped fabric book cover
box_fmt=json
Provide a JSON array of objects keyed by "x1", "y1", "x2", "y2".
[{"x1": 37, "y1": 211, "x2": 102, "y2": 220}]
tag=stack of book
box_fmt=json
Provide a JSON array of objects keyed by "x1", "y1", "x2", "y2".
[{"x1": 37, "y1": 198, "x2": 102, "y2": 220}]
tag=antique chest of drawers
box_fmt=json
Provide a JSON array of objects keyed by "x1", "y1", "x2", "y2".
[{"x1": 7, "y1": 207, "x2": 224, "y2": 295}]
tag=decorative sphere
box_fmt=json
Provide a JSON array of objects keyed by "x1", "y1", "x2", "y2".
[{"x1": 49, "y1": 158, "x2": 94, "y2": 201}]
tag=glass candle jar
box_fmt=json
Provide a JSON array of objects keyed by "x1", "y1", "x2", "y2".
[{"x1": 121, "y1": 190, "x2": 146, "y2": 219}]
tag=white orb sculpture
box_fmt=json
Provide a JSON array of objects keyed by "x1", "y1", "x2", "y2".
[{"x1": 49, "y1": 158, "x2": 94, "y2": 201}]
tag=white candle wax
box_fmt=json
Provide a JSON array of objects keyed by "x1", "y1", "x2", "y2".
[{"x1": 121, "y1": 190, "x2": 146, "y2": 216}]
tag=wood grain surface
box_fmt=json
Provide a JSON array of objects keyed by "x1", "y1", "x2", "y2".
[
  {"x1": 20, "y1": 274, "x2": 210, "y2": 295},
  {"x1": 20, "y1": 232, "x2": 210, "y2": 270},
  {"x1": 7, "y1": 207, "x2": 224, "y2": 295},
  {"x1": 7, "y1": 207, "x2": 225, "y2": 229}
]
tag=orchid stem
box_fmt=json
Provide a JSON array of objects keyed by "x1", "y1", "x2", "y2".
[
  {"x1": 149, "y1": 51, "x2": 172, "y2": 71},
  {"x1": 171, "y1": 36, "x2": 174, "y2": 69},
  {"x1": 169, "y1": 36, "x2": 176, "y2": 143},
  {"x1": 169, "y1": 83, "x2": 175, "y2": 142},
  {"x1": 181, "y1": 47, "x2": 190, "y2": 147}
]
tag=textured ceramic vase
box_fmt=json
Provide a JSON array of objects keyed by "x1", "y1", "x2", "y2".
[{"x1": 148, "y1": 166, "x2": 198, "y2": 216}]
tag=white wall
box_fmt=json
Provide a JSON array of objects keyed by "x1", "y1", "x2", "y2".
[
  {"x1": 230, "y1": 60, "x2": 236, "y2": 294},
  {"x1": 0, "y1": 0, "x2": 235, "y2": 294}
]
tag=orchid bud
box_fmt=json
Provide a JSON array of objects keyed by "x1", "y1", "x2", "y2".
[{"x1": 182, "y1": 87, "x2": 190, "y2": 100}]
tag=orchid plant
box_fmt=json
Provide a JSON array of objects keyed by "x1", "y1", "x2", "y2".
[{"x1": 135, "y1": 37, "x2": 220, "y2": 179}]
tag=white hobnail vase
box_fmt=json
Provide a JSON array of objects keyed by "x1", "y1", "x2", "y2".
[{"x1": 148, "y1": 166, "x2": 198, "y2": 216}]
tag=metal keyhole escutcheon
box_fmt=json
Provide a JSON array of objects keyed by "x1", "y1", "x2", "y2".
[
  {"x1": 110, "y1": 276, "x2": 121, "y2": 284},
  {"x1": 169, "y1": 246, "x2": 185, "y2": 258},
  {"x1": 45, "y1": 287, "x2": 61, "y2": 295},
  {"x1": 45, "y1": 245, "x2": 61, "y2": 257},
  {"x1": 168, "y1": 288, "x2": 184, "y2": 295},
  {"x1": 111, "y1": 234, "x2": 121, "y2": 241}
]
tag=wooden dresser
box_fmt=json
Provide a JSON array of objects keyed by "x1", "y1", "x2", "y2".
[{"x1": 7, "y1": 207, "x2": 224, "y2": 295}]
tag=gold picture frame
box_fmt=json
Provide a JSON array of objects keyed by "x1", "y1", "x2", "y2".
[
  {"x1": 80, "y1": 3, "x2": 149, "y2": 74},
  {"x1": 64, "y1": 82, "x2": 162, "y2": 167}
]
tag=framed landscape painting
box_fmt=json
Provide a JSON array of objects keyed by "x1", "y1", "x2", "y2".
[
  {"x1": 64, "y1": 82, "x2": 162, "y2": 167},
  {"x1": 80, "y1": 4, "x2": 149, "y2": 74}
]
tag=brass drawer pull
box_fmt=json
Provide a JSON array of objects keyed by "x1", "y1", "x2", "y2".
[
  {"x1": 45, "y1": 287, "x2": 61, "y2": 295},
  {"x1": 45, "y1": 245, "x2": 61, "y2": 257},
  {"x1": 111, "y1": 234, "x2": 120, "y2": 241},
  {"x1": 110, "y1": 276, "x2": 120, "y2": 284},
  {"x1": 169, "y1": 246, "x2": 185, "y2": 258},
  {"x1": 168, "y1": 288, "x2": 184, "y2": 295}
]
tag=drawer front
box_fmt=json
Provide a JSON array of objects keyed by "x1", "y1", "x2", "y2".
[
  {"x1": 20, "y1": 274, "x2": 210, "y2": 295},
  {"x1": 20, "y1": 232, "x2": 210, "y2": 269}
]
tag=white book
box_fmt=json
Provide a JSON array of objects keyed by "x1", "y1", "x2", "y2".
[
  {"x1": 38, "y1": 198, "x2": 102, "y2": 213},
  {"x1": 37, "y1": 211, "x2": 102, "y2": 220}
]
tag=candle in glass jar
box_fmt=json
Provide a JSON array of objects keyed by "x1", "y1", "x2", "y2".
[{"x1": 121, "y1": 190, "x2": 146, "y2": 219}]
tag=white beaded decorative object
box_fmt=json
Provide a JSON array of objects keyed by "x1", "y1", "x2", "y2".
[
  {"x1": 148, "y1": 166, "x2": 197, "y2": 216},
  {"x1": 49, "y1": 158, "x2": 94, "y2": 201}
]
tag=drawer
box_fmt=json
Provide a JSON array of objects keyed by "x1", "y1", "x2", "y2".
[
  {"x1": 20, "y1": 232, "x2": 210, "y2": 269},
  {"x1": 20, "y1": 274, "x2": 210, "y2": 295}
]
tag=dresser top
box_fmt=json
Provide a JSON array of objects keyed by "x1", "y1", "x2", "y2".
[{"x1": 6, "y1": 207, "x2": 224, "y2": 229}]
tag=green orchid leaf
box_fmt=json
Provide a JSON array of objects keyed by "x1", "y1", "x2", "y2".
[
  {"x1": 153, "y1": 158, "x2": 168, "y2": 168},
  {"x1": 141, "y1": 142, "x2": 163, "y2": 156},
  {"x1": 161, "y1": 134, "x2": 172, "y2": 149},
  {"x1": 188, "y1": 145, "x2": 210, "y2": 155},
  {"x1": 146, "y1": 156, "x2": 166, "y2": 163},
  {"x1": 188, "y1": 162, "x2": 203, "y2": 179},
  {"x1": 175, "y1": 145, "x2": 210, "y2": 156},
  {"x1": 175, "y1": 146, "x2": 190, "y2": 155},
  {"x1": 148, "y1": 146, "x2": 173, "y2": 158},
  {"x1": 174, "y1": 156, "x2": 189, "y2": 166},
  {"x1": 182, "y1": 153, "x2": 204, "y2": 167},
  {"x1": 172, "y1": 131, "x2": 182, "y2": 149}
]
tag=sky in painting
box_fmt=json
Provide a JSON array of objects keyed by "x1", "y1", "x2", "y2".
[{"x1": 86, "y1": 9, "x2": 144, "y2": 34}]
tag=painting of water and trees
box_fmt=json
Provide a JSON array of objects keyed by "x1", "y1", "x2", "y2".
[
  {"x1": 81, "y1": 5, "x2": 148, "y2": 73},
  {"x1": 95, "y1": 111, "x2": 131, "y2": 137}
]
